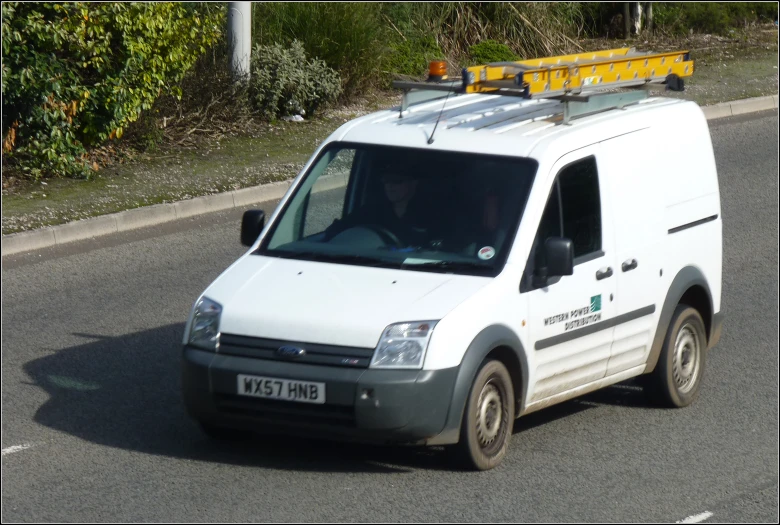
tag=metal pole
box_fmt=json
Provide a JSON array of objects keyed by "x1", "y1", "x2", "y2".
[{"x1": 227, "y1": 2, "x2": 252, "y2": 81}]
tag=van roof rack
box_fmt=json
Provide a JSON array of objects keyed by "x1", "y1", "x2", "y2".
[{"x1": 392, "y1": 47, "x2": 694, "y2": 123}]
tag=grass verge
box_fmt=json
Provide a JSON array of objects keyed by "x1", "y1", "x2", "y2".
[{"x1": 2, "y1": 30, "x2": 777, "y2": 236}]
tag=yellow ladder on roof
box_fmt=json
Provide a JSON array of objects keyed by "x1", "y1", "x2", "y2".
[
  {"x1": 390, "y1": 47, "x2": 695, "y2": 122},
  {"x1": 461, "y1": 47, "x2": 693, "y2": 98}
]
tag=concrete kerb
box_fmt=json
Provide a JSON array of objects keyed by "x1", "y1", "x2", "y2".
[
  {"x1": 53, "y1": 214, "x2": 118, "y2": 246},
  {"x1": 2, "y1": 96, "x2": 778, "y2": 257},
  {"x1": 701, "y1": 95, "x2": 777, "y2": 120},
  {"x1": 115, "y1": 204, "x2": 177, "y2": 232},
  {"x1": 1, "y1": 228, "x2": 55, "y2": 255},
  {"x1": 1, "y1": 180, "x2": 294, "y2": 257},
  {"x1": 173, "y1": 191, "x2": 236, "y2": 220},
  {"x1": 232, "y1": 180, "x2": 292, "y2": 208},
  {"x1": 701, "y1": 103, "x2": 734, "y2": 120},
  {"x1": 729, "y1": 95, "x2": 778, "y2": 116}
]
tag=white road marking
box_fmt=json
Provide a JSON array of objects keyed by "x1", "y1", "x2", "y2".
[
  {"x1": 676, "y1": 511, "x2": 714, "y2": 524},
  {"x1": 2, "y1": 443, "x2": 34, "y2": 456}
]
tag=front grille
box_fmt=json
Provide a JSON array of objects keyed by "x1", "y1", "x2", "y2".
[
  {"x1": 214, "y1": 393, "x2": 356, "y2": 427},
  {"x1": 218, "y1": 333, "x2": 375, "y2": 369}
]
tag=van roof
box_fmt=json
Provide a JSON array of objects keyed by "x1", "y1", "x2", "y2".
[{"x1": 337, "y1": 93, "x2": 695, "y2": 160}]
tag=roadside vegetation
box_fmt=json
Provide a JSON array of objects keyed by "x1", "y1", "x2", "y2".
[{"x1": 2, "y1": 2, "x2": 777, "y2": 234}]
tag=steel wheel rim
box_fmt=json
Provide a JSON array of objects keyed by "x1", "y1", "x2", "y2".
[
  {"x1": 673, "y1": 323, "x2": 701, "y2": 394},
  {"x1": 476, "y1": 379, "x2": 505, "y2": 452}
]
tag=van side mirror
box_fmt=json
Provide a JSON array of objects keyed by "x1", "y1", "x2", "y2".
[
  {"x1": 241, "y1": 209, "x2": 266, "y2": 246},
  {"x1": 533, "y1": 237, "x2": 574, "y2": 287},
  {"x1": 544, "y1": 237, "x2": 574, "y2": 277}
]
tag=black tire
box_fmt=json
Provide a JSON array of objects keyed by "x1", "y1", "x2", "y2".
[
  {"x1": 199, "y1": 421, "x2": 250, "y2": 441},
  {"x1": 647, "y1": 305, "x2": 707, "y2": 408},
  {"x1": 451, "y1": 359, "x2": 515, "y2": 471}
]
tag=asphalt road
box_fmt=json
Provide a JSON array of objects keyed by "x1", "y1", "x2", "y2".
[{"x1": 2, "y1": 110, "x2": 778, "y2": 523}]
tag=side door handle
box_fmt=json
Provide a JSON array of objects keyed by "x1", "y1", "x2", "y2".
[
  {"x1": 596, "y1": 267, "x2": 613, "y2": 280},
  {"x1": 622, "y1": 258, "x2": 638, "y2": 272}
]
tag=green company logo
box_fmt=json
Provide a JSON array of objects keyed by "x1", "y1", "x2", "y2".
[{"x1": 590, "y1": 295, "x2": 602, "y2": 313}]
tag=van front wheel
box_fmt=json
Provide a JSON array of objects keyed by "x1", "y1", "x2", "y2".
[{"x1": 452, "y1": 359, "x2": 514, "y2": 471}]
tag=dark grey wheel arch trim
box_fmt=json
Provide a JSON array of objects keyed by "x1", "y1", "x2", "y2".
[
  {"x1": 426, "y1": 325, "x2": 528, "y2": 446},
  {"x1": 644, "y1": 265, "x2": 717, "y2": 374}
]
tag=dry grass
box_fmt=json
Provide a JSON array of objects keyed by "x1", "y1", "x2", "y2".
[{"x1": 412, "y1": 2, "x2": 588, "y2": 65}]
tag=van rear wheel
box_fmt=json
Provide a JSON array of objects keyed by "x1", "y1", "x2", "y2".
[
  {"x1": 451, "y1": 359, "x2": 514, "y2": 471},
  {"x1": 647, "y1": 305, "x2": 707, "y2": 408}
]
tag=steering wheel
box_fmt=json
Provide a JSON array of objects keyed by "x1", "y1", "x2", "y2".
[
  {"x1": 364, "y1": 224, "x2": 403, "y2": 247},
  {"x1": 329, "y1": 224, "x2": 403, "y2": 248}
]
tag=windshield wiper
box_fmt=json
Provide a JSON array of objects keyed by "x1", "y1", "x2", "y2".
[
  {"x1": 270, "y1": 251, "x2": 395, "y2": 268},
  {"x1": 401, "y1": 260, "x2": 493, "y2": 274}
]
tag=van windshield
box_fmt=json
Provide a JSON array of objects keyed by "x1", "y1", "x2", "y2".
[{"x1": 257, "y1": 143, "x2": 538, "y2": 277}]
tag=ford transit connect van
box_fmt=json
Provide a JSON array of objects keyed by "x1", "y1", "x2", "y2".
[{"x1": 182, "y1": 50, "x2": 723, "y2": 470}]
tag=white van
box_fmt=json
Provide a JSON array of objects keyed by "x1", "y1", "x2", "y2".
[{"x1": 182, "y1": 51, "x2": 723, "y2": 470}]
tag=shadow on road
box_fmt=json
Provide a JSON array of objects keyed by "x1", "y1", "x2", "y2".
[
  {"x1": 508, "y1": 379, "x2": 659, "y2": 437},
  {"x1": 578, "y1": 380, "x2": 661, "y2": 410},
  {"x1": 23, "y1": 323, "x2": 657, "y2": 474}
]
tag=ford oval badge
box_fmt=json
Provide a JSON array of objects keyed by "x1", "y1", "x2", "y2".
[{"x1": 277, "y1": 346, "x2": 306, "y2": 358}]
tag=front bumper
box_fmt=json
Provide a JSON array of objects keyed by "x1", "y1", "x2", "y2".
[{"x1": 182, "y1": 346, "x2": 459, "y2": 445}]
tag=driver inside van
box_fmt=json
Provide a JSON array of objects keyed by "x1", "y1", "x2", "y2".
[{"x1": 324, "y1": 160, "x2": 440, "y2": 249}]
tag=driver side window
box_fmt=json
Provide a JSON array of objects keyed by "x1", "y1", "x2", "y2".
[
  {"x1": 560, "y1": 157, "x2": 602, "y2": 259},
  {"x1": 527, "y1": 180, "x2": 562, "y2": 281},
  {"x1": 267, "y1": 148, "x2": 356, "y2": 249},
  {"x1": 301, "y1": 149, "x2": 354, "y2": 238},
  {"x1": 522, "y1": 156, "x2": 602, "y2": 291}
]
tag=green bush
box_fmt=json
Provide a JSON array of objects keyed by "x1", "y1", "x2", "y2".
[
  {"x1": 690, "y1": 2, "x2": 777, "y2": 32},
  {"x1": 469, "y1": 40, "x2": 519, "y2": 64},
  {"x1": 253, "y1": 3, "x2": 388, "y2": 97},
  {"x1": 249, "y1": 41, "x2": 342, "y2": 120},
  {"x1": 384, "y1": 35, "x2": 444, "y2": 78},
  {"x1": 650, "y1": 2, "x2": 778, "y2": 35},
  {"x1": 575, "y1": 2, "x2": 777, "y2": 38},
  {"x1": 1, "y1": 2, "x2": 223, "y2": 180},
  {"x1": 577, "y1": 2, "x2": 620, "y2": 38},
  {"x1": 673, "y1": 2, "x2": 732, "y2": 34},
  {"x1": 650, "y1": 3, "x2": 686, "y2": 35}
]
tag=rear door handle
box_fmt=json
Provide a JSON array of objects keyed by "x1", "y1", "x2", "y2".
[
  {"x1": 622, "y1": 258, "x2": 638, "y2": 272},
  {"x1": 596, "y1": 267, "x2": 613, "y2": 280}
]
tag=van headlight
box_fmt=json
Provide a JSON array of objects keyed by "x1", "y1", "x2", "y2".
[
  {"x1": 188, "y1": 297, "x2": 222, "y2": 351},
  {"x1": 370, "y1": 321, "x2": 437, "y2": 369}
]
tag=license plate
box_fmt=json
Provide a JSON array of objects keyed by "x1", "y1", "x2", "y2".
[{"x1": 237, "y1": 374, "x2": 326, "y2": 404}]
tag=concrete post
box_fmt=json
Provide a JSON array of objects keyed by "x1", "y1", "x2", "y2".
[
  {"x1": 227, "y1": 2, "x2": 252, "y2": 81},
  {"x1": 632, "y1": 2, "x2": 643, "y2": 35}
]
